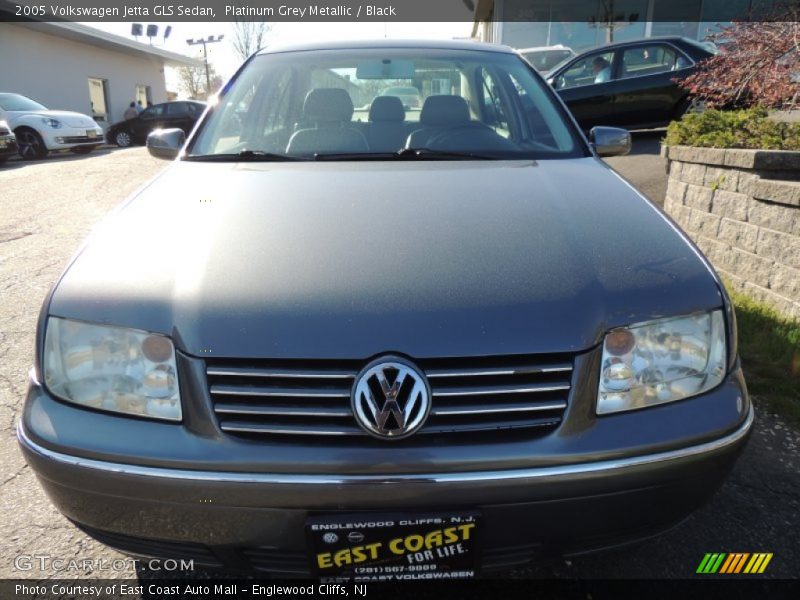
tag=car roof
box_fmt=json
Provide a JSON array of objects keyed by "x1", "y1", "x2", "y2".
[
  {"x1": 257, "y1": 39, "x2": 515, "y2": 55},
  {"x1": 575, "y1": 36, "x2": 695, "y2": 53},
  {"x1": 518, "y1": 45, "x2": 572, "y2": 53}
]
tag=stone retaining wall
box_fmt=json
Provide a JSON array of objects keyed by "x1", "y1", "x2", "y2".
[{"x1": 662, "y1": 145, "x2": 800, "y2": 320}]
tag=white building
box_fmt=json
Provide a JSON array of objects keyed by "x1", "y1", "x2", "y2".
[
  {"x1": 0, "y1": 21, "x2": 201, "y2": 129},
  {"x1": 470, "y1": 0, "x2": 755, "y2": 52}
]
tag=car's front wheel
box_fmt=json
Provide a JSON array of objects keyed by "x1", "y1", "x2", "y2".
[
  {"x1": 114, "y1": 130, "x2": 132, "y2": 147},
  {"x1": 674, "y1": 96, "x2": 706, "y2": 120},
  {"x1": 15, "y1": 128, "x2": 48, "y2": 160}
]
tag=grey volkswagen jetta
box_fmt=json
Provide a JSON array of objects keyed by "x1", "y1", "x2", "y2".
[{"x1": 19, "y1": 40, "x2": 752, "y2": 577}]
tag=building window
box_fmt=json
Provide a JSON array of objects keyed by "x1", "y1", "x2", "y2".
[
  {"x1": 136, "y1": 85, "x2": 152, "y2": 108},
  {"x1": 87, "y1": 78, "x2": 109, "y2": 123}
]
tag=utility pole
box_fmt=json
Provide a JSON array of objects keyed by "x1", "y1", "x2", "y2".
[{"x1": 187, "y1": 35, "x2": 224, "y2": 95}]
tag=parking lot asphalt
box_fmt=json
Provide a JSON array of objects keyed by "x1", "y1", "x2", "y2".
[
  {"x1": 0, "y1": 142, "x2": 797, "y2": 581},
  {"x1": 603, "y1": 131, "x2": 667, "y2": 207}
]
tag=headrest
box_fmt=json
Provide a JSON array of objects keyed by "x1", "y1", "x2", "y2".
[
  {"x1": 420, "y1": 95, "x2": 470, "y2": 126},
  {"x1": 369, "y1": 96, "x2": 405, "y2": 122},
  {"x1": 303, "y1": 88, "x2": 354, "y2": 122}
]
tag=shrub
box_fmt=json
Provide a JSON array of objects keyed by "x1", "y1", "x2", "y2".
[{"x1": 665, "y1": 108, "x2": 800, "y2": 150}]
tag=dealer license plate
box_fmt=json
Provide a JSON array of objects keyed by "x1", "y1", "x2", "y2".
[{"x1": 307, "y1": 512, "x2": 479, "y2": 581}]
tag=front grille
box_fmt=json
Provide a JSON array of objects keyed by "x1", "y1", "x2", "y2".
[
  {"x1": 206, "y1": 354, "x2": 573, "y2": 440},
  {"x1": 75, "y1": 524, "x2": 222, "y2": 567},
  {"x1": 61, "y1": 136, "x2": 99, "y2": 144},
  {"x1": 242, "y1": 547, "x2": 309, "y2": 575},
  {"x1": 482, "y1": 542, "x2": 543, "y2": 571}
]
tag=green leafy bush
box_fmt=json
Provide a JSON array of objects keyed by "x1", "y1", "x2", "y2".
[{"x1": 665, "y1": 108, "x2": 800, "y2": 150}]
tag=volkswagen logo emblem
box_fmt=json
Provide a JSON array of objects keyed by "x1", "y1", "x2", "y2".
[
  {"x1": 352, "y1": 356, "x2": 431, "y2": 440},
  {"x1": 347, "y1": 531, "x2": 365, "y2": 543}
]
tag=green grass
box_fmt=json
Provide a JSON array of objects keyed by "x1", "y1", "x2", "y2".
[{"x1": 728, "y1": 288, "x2": 800, "y2": 425}]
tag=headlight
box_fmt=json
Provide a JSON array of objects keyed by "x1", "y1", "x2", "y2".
[
  {"x1": 597, "y1": 310, "x2": 726, "y2": 415},
  {"x1": 42, "y1": 118, "x2": 62, "y2": 129},
  {"x1": 43, "y1": 317, "x2": 182, "y2": 421}
]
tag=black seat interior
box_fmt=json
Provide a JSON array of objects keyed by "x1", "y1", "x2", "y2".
[
  {"x1": 286, "y1": 88, "x2": 368, "y2": 155},
  {"x1": 406, "y1": 95, "x2": 473, "y2": 148},
  {"x1": 405, "y1": 95, "x2": 516, "y2": 152},
  {"x1": 365, "y1": 96, "x2": 407, "y2": 152}
]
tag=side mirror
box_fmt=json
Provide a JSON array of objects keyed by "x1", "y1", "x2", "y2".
[
  {"x1": 147, "y1": 128, "x2": 185, "y2": 160},
  {"x1": 589, "y1": 126, "x2": 631, "y2": 157}
]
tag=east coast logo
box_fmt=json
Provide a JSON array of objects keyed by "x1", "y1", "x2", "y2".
[{"x1": 696, "y1": 552, "x2": 773, "y2": 574}]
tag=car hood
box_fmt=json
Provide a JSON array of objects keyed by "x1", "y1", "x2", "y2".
[
  {"x1": 6, "y1": 110, "x2": 99, "y2": 128},
  {"x1": 49, "y1": 159, "x2": 722, "y2": 359}
]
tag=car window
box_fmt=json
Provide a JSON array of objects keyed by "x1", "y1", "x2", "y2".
[
  {"x1": 620, "y1": 44, "x2": 687, "y2": 78},
  {"x1": 166, "y1": 102, "x2": 187, "y2": 116},
  {"x1": 0, "y1": 93, "x2": 48, "y2": 111},
  {"x1": 523, "y1": 49, "x2": 574, "y2": 72},
  {"x1": 555, "y1": 51, "x2": 615, "y2": 89},
  {"x1": 141, "y1": 105, "x2": 165, "y2": 118},
  {"x1": 190, "y1": 48, "x2": 587, "y2": 160}
]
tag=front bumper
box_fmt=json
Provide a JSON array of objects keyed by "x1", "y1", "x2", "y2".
[
  {"x1": 18, "y1": 360, "x2": 753, "y2": 574},
  {"x1": 0, "y1": 135, "x2": 17, "y2": 158},
  {"x1": 41, "y1": 126, "x2": 103, "y2": 150}
]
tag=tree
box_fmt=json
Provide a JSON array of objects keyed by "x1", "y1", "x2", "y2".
[
  {"x1": 177, "y1": 65, "x2": 223, "y2": 100},
  {"x1": 232, "y1": 20, "x2": 271, "y2": 62},
  {"x1": 678, "y1": 4, "x2": 800, "y2": 110}
]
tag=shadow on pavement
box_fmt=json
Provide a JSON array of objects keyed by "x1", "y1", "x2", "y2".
[
  {"x1": 628, "y1": 130, "x2": 665, "y2": 156},
  {"x1": 0, "y1": 145, "x2": 137, "y2": 171}
]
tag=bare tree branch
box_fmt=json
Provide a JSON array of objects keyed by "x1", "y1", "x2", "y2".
[
  {"x1": 677, "y1": 2, "x2": 800, "y2": 110},
  {"x1": 177, "y1": 65, "x2": 223, "y2": 100},
  {"x1": 232, "y1": 20, "x2": 271, "y2": 62}
]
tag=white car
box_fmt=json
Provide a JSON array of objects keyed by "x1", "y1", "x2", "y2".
[
  {"x1": 0, "y1": 92, "x2": 104, "y2": 160},
  {"x1": 518, "y1": 44, "x2": 576, "y2": 72}
]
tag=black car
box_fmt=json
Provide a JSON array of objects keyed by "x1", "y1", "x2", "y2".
[
  {"x1": 547, "y1": 37, "x2": 715, "y2": 130},
  {"x1": 0, "y1": 119, "x2": 18, "y2": 164},
  {"x1": 106, "y1": 101, "x2": 206, "y2": 147}
]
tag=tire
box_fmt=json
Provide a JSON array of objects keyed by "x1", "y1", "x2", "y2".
[
  {"x1": 70, "y1": 146, "x2": 96, "y2": 154},
  {"x1": 674, "y1": 96, "x2": 706, "y2": 121},
  {"x1": 15, "y1": 128, "x2": 48, "y2": 160},
  {"x1": 114, "y1": 130, "x2": 132, "y2": 147}
]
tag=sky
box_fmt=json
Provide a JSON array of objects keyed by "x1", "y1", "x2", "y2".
[{"x1": 86, "y1": 21, "x2": 474, "y2": 95}]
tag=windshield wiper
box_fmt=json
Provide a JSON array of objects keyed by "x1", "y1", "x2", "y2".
[
  {"x1": 397, "y1": 147, "x2": 500, "y2": 160},
  {"x1": 185, "y1": 150, "x2": 308, "y2": 162},
  {"x1": 313, "y1": 148, "x2": 499, "y2": 161}
]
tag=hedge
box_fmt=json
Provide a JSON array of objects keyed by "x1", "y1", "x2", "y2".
[{"x1": 664, "y1": 108, "x2": 800, "y2": 150}]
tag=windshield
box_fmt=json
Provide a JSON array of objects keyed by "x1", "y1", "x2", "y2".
[
  {"x1": 189, "y1": 47, "x2": 587, "y2": 160},
  {"x1": 0, "y1": 93, "x2": 47, "y2": 112}
]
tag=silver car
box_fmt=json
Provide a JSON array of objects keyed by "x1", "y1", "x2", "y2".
[{"x1": 19, "y1": 40, "x2": 751, "y2": 578}]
